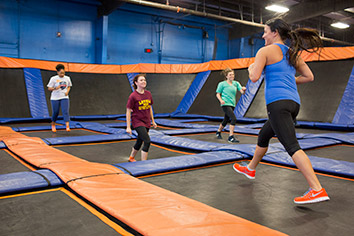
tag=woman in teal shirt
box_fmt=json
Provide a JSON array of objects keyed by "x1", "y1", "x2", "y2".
[{"x1": 216, "y1": 68, "x2": 246, "y2": 143}]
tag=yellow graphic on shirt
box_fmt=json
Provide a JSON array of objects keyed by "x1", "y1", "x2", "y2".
[{"x1": 138, "y1": 99, "x2": 151, "y2": 110}]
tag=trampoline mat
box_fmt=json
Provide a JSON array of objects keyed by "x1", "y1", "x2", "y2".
[
  {"x1": 143, "y1": 163, "x2": 354, "y2": 236},
  {"x1": 55, "y1": 140, "x2": 192, "y2": 164},
  {"x1": 306, "y1": 145, "x2": 354, "y2": 162},
  {"x1": 0, "y1": 150, "x2": 31, "y2": 175},
  {"x1": 0, "y1": 189, "x2": 120, "y2": 236}
]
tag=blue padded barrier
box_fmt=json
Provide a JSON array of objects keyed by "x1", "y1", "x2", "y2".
[
  {"x1": 127, "y1": 73, "x2": 138, "y2": 91},
  {"x1": 44, "y1": 133, "x2": 132, "y2": 145},
  {"x1": 235, "y1": 75, "x2": 264, "y2": 118},
  {"x1": 333, "y1": 66, "x2": 354, "y2": 125},
  {"x1": 176, "y1": 119, "x2": 209, "y2": 123},
  {"x1": 214, "y1": 144, "x2": 283, "y2": 156},
  {"x1": 262, "y1": 152, "x2": 354, "y2": 178},
  {"x1": 302, "y1": 132, "x2": 354, "y2": 145},
  {"x1": 104, "y1": 122, "x2": 127, "y2": 128},
  {"x1": 113, "y1": 151, "x2": 245, "y2": 177},
  {"x1": 270, "y1": 137, "x2": 341, "y2": 151},
  {"x1": 155, "y1": 119, "x2": 219, "y2": 129},
  {"x1": 0, "y1": 169, "x2": 63, "y2": 195},
  {"x1": 162, "y1": 128, "x2": 218, "y2": 136},
  {"x1": 23, "y1": 68, "x2": 50, "y2": 118},
  {"x1": 154, "y1": 113, "x2": 171, "y2": 118},
  {"x1": 172, "y1": 71, "x2": 211, "y2": 115},
  {"x1": 76, "y1": 122, "x2": 126, "y2": 134}
]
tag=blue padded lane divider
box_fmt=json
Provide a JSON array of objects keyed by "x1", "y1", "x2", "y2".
[
  {"x1": 23, "y1": 68, "x2": 50, "y2": 118},
  {"x1": 263, "y1": 152, "x2": 354, "y2": 178},
  {"x1": 235, "y1": 75, "x2": 264, "y2": 118},
  {"x1": 113, "y1": 151, "x2": 245, "y2": 177},
  {"x1": 172, "y1": 71, "x2": 211, "y2": 115},
  {"x1": 333, "y1": 66, "x2": 354, "y2": 125},
  {"x1": 0, "y1": 169, "x2": 63, "y2": 195},
  {"x1": 302, "y1": 132, "x2": 354, "y2": 145},
  {"x1": 127, "y1": 73, "x2": 138, "y2": 91},
  {"x1": 296, "y1": 121, "x2": 354, "y2": 131}
]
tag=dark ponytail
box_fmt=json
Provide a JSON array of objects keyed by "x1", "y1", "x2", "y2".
[{"x1": 266, "y1": 18, "x2": 323, "y2": 68}]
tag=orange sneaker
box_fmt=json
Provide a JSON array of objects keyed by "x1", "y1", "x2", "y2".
[
  {"x1": 233, "y1": 163, "x2": 255, "y2": 179},
  {"x1": 51, "y1": 125, "x2": 57, "y2": 132},
  {"x1": 66, "y1": 126, "x2": 71, "y2": 132},
  {"x1": 128, "y1": 157, "x2": 136, "y2": 162},
  {"x1": 294, "y1": 188, "x2": 330, "y2": 204}
]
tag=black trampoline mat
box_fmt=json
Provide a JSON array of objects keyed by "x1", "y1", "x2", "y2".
[
  {"x1": 0, "y1": 190, "x2": 120, "y2": 236},
  {"x1": 143, "y1": 163, "x2": 354, "y2": 236},
  {"x1": 20, "y1": 129, "x2": 98, "y2": 139},
  {"x1": 306, "y1": 145, "x2": 354, "y2": 162},
  {"x1": 55, "y1": 140, "x2": 190, "y2": 164},
  {"x1": 0, "y1": 150, "x2": 30, "y2": 175}
]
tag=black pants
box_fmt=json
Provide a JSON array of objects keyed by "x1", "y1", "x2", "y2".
[
  {"x1": 221, "y1": 106, "x2": 236, "y2": 126},
  {"x1": 257, "y1": 100, "x2": 301, "y2": 156},
  {"x1": 133, "y1": 126, "x2": 151, "y2": 152}
]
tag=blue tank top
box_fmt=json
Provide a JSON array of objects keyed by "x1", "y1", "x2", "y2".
[{"x1": 264, "y1": 43, "x2": 300, "y2": 105}]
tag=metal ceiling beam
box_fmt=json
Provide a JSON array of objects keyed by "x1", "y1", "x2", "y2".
[
  {"x1": 283, "y1": 0, "x2": 354, "y2": 23},
  {"x1": 97, "y1": 0, "x2": 125, "y2": 17}
]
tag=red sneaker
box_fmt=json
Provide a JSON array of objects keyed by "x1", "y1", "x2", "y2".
[
  {"x1": 294, "y1": 188, "x2": 330, "y2": 204},
  {"x1": 233, "y1": 163, "x2": 255, "y2": 179},
  {"x1": 128, "y1": 157, "x2": 136, "y2": 162}
]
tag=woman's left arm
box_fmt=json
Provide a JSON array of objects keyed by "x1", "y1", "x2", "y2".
[
  {"x1": 248, "y1": 47, "x2": 267, "y2": 82},
  {"x1": 150, "y1": 107, "x2": 157, "y2": 128},
  {"x1": 65, "y1": 86, "x2": 71, "y2": 96}
]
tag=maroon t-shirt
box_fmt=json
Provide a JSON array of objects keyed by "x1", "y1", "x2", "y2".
[{"x1": 126, "y1": 90, "x2": 153, "y2": 128}]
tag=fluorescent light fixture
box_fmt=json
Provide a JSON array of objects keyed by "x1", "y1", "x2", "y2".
[
  {"x1": 331, "y1": 22, "x2": 350, "y2": 29},
  {"x1": 265, "y1": 4, "x2": 289, "y2": 13}
]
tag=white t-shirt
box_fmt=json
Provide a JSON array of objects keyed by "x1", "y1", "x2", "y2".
[{"x1": 47, "y1": 75, "x2": 72, "y2": 100}]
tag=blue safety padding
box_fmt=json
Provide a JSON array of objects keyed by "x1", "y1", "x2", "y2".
[
  {"x1": 302, "y1": 132, "x2": 354, "y2": 145},
  {"x1": 155, "y1": 119, "x2": 219, "y2": 129},
  {"x1": 235, "y1": 75, "x2": 264, "y2": 118},
  {"x1": 270, "y1": 137, "x2": 341, "y2": 151},
  {"x1": 0, "y1": 169, "x2": 63, "y2": 195},
  {"x1": 333, "y1": 66, "x2": 354, "y2": 125},
  {"x1": 44, "y1": 133, "x2": 132, "y2": 145},
  {"x1": 76, "y1": 122, "x2": 126, "y2": 134},
  {"x1": 296, "y1": 121, "x2": 354, "y2": 131},
  {"x1": 127, "y1": 73, "x2": 138, "y2": 91},
  {"x1": 162, "y1": 128, "x2": 218, "y2": 136},
  {"x1": 0, "y1": 117, "x2": 51, "y2": 124},
  {"x1": 23, "y1": 68, "x2": 50, "y2": 118},
  {"x1": 150, "y1": 133, "x2": 224, "y2": 152},
  {"x1": 113, "y1": 151, "x2": 245, "y2": 177},
  {"x1": 214, "y1": 143, "x2": 283, "y2": 156},
  {"x1": 177, "y1": 119, "x2": 209, "y2": 123},
  {"x1": 262, "y1": 152, "x2": 354, "y2": 178},
  {"x1": 236, "y1": 117, "x2": 268, "y2": 123},
  {"x1": 71, "y1": 114, "x2": 125, "y2": 120},
  {"x1": 154, "y1": 113, "x2": 171, "y2": 118},
  {"x1": 241, "y1": 123, "x2": 265, "y2": 129},
  {"x1": 0, "y1": 142, "x2": 6, "y2": 149},
  {"x1": 104, "y1": 122, "x2": 127, "y2": 128},
  {"x1": 170, "y1": 113, "x2": 224, "y2": 121},
  {"x1": 172, "y1": 71, "x2": 211, "y2": 115},
  {"x1": 13, "y1": 125, "x2": 75, "y2": 132}
]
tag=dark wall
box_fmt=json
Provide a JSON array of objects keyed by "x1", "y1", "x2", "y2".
[
  {"x1": 188, "y1": 69, "x2": 249, "y2": 116},
  {"x1": 41, "y1": 70, "x2": 131, "y2": 116},
  {"x1": 245, "y1": 59, "x2": 354, "y2": 122},
  {"x1": 0, "y1": 68, "x2": 31, "y2": 118},
  {"x1": 145, "y1": 73, "x2": 196, "y2": 113}
]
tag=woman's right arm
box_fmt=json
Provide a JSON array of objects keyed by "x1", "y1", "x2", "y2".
[
  {"x1": 295, "y1": 57, "x2": 314, "y2": 84},
  {"x1": 126, "y1": 108, "x2": 132, "y2": 135},
  {"x1": 216, "y1": 93, "x2": 225, "y2": 105}
]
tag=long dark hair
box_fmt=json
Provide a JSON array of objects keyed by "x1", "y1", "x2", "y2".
[
  {"x1": 132, "y1": 74, "x2": 146, "y2": 90},
  {"x1": 265, "y1": 18, "x2": 322, "y2": 68}
]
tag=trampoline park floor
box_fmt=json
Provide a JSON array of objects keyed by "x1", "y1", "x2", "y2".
[{"x1": 1, "y1": 119, "x2": 353, "y2": 235}]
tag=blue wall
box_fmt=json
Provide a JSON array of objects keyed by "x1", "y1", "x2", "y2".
[{"x1": 0, "y1": 0, "x2": 259, "y2": 64}]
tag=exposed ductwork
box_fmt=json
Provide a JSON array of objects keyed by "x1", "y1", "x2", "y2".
[{"x1": 120, "y1": 0, "x2": 354, "y2": 46}]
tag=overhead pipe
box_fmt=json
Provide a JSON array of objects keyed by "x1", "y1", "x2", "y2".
[{"x1": 121, "y1": 0, "x2": 354, "y2": 46}]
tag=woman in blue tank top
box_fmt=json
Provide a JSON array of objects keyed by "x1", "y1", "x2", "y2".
[{"x1": 233, "y1": 18, "x2": 330, "y2": 204}]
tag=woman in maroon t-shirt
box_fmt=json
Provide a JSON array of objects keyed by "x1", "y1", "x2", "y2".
[{"x1": 126, "y1": 74, "x2": 157, "y2": 162}]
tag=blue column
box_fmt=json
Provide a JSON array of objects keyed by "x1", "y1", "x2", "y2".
[{"x1": 95, "y1": 16, "x2": 108, "y2": 64}]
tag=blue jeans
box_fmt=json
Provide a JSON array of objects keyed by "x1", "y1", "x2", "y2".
[{"x1": 51, "y1": 99, "x2": 70, "y2": 122}]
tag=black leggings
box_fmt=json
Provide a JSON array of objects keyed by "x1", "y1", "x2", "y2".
[
  {"x1": 133, "y1": 126, "x2": 151, "y2": 152},
  {"x1": 257, "y1": 100, "x2": 301, "y2": 157},
  {"x1": 221, "y1": 106, "x2": 236, "y2": 126}
]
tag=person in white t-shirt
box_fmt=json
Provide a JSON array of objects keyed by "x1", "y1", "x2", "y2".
[{"x1": 47, "y1": 64, "x2": 72, "y2": 132}]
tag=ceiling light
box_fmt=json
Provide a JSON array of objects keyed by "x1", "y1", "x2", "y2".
[
  {"x1": 331, "y1": 22, "x2": 350, "y2": 29},
  {"x1": 265, "y1": 5, "x2": 289, "y2": 13}
]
